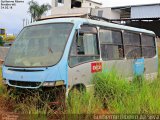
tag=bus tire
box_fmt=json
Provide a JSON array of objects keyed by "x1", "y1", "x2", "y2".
[
  {"x1": 70, "y1": 84, "x2": 86, "y2": 94},
  {"x1": 67, "y1": 84, "x2": 86, "y2": 105}
]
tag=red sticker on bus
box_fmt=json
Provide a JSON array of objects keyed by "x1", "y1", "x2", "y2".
[{"x1": 91, "y1": 62, "x2": 102, "y2": 73}]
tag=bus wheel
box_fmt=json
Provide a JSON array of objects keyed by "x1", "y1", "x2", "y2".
[
  {"x1": 70, "y1": 85, "x2": 86, "y2": 95},
  {"x1": 68, "y1": 85, "x2": 86, "y2": 105}
]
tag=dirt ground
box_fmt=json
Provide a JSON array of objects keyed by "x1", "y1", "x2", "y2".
[{"x1": 0, "y1": 97, "x2": 19, "y2": 120}]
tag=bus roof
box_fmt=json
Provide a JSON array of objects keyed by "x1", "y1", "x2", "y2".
[{"x1": 28, "y1": 18, "x2": 155, "y2": 35}]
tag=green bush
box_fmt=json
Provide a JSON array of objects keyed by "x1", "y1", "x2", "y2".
[{"x1": 0, "y1": 36, "x2": 4, "y2": 46}]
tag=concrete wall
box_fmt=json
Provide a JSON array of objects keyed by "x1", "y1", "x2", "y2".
[
  {"x1": 82, "y1": 1, "x2": 101, "y2": 8},
  {"x1": 157, "y1": 37, "x2": 160, "y2": 48},
  {"x1": 52, "y1": 0, "x2": 71, "y2": 10},
  {"x1": 51, "y1": 0, "x2": 101, "y2": 15},
  {"x1": 51, "y1": 0, "x2": 121, "y2": 21},
  {"x1": 0, "y1": 47, "x2": 9, "y2": 61},
  {"x1": 52, "y1": 0, "x2": 70, "y2": 15},
  {"x1": 91, "y1": 7, "x2": 120, "y2": 19},
  {"x1": 51, "y1": 0, "x2": 120, "y2": 20},
  {"x1": 52, "y1": 7, "x2": 91, "y2": 15}
]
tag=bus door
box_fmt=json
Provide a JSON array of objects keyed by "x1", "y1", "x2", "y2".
[{"x1": 68, "y1": 25, "x2": 100, "y2": 88}]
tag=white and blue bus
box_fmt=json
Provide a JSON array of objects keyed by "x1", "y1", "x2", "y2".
[{"x1": 2, "y1": 18, "x2": 158, "y2": 99}]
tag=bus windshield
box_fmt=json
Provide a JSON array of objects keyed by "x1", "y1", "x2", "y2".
[{"x1": 5, "y1": 23, "x2": 73, "y2": 67}]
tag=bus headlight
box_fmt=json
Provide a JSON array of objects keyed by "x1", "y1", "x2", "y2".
[
  {"x1": 55, "y1": 80, "x2": 64, "y2": 86},
  {"x1": 42, "y1": 80, "x2": 64, "y2": 87},
  {"x1": 42, "y1": 82, "x2": 55, "y2": 87}
]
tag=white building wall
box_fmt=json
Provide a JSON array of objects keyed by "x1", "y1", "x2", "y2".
[
  {"x1": 51, "y1": 0, "x2": 120, "y2": 20},
  {"x1": 51, "y1": 0, "x2": 101, "y2": 15},
  {"x1": 52, "y1": 0, "x2": 71, "y2": 15},
  {"x1": 91, "y1": 8, "x2": 120, "y2": 19},
  {"x1": 131, "y1": 5, "x2": 160, "y2": 18},
  {"x1": 52, "y1": 7, "x2": 91, "y2": 15},
  {"x1": 82, "y1": 1, "x2": 101, "y2": 8}
]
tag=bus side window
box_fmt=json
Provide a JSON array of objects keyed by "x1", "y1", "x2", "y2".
[
  {"x1": 99, "y1": 29, "x2": 124, "y2": 60},
  {"x1": 69, "y1": 25, "x2": 99, "y2": 67},
  {"x1": 141, "y1": 34, "x2": 156, "y2": 58},
  {"x1": 123, "y1": 32, "x2": 141, "y2": 59}
]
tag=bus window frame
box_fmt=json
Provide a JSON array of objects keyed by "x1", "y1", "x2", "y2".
[
  {"x1": 122, "y1": 30, "x2": 156, "y2": 59},
  {"x1": 99, "y1": 27, "x2": 124, "y2": 61},
  {"x1": 123, "y1": 31, "x2": 142, "y2": 59},
  {"x1": 68, "y1": 24, "x2": 157, "y2": 67},
  {"x1": 5, "y1": 22, "x2": 74, "y2": 68},
  {"x1": 140, "y1": 33, "x2": 157, "y2": 58},
  {"x1": 68, "y1": 24, "x2": 100, "y2": 68}
]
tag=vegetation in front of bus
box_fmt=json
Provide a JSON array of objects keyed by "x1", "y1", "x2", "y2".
[
  {"x1": 0, "y1": 76, "x2": 102, "y2": 120},
  {"x1": 0, "y1": 67, "x2": 160, "y2": 118},
  {"x1": 93, "y1": 70, "x2": 160, "y2": 114},
  {"x1": 62, "y1": 91, "x2": 102, "y2": 120}
]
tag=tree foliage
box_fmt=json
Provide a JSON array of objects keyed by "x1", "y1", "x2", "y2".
[{"x1": 28, "y1": 0, "x2": 51, "y2": 22}]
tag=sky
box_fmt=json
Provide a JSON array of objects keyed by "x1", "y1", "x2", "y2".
[{"x1": 1, "y1": 0, "x2": 160, "y2": 34}]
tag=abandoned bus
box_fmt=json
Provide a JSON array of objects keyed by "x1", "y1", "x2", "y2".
[{"x1": 2, "y1": 18, "x2": 158, "y2": 97}]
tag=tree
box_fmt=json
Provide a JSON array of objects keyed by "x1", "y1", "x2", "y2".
[
  {"x1": 28, "y1": 0, "x2": 51, "y2": 22},
  {"x1": 0, "y1": 36, "x2": 4, "y2": 46}
]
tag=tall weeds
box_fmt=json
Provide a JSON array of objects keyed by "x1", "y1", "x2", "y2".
[
  {"x1": 92, "y1": 70, "x2": 160, "y2": 114},
  {"x1": 0, "y1": 63, "x2": 160, "y2": 118}
]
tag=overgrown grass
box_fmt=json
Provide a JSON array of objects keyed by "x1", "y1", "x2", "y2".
[
  {"x1": 93, "y1": 70, "x2": 160, "y2": 114},
  {"x1": 0, "y1": 69, "x2": 3, "y2": 94},
  {"x1": 0, "y1": 68, "x2": 8, "y2": 98},
  {"x1": 65, "y1": 91, "x2": 102, "y2": 120},
  {"x1": 113, "y1": 79, "x2": 160, "y2": 114},
  {"x1": 66, "y1": 91, "x2": 102, "y2": 114},
  {"x1": 1, "y1": 70, "x2": 160, "y2": 118},
  {"x1": 0, "y1": 49, "x2": 160, "y2": 118}
]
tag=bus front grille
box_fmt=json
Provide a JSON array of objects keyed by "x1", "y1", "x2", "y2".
[{"x1": 9, "y1": 80, "x2": 41, "y2": 87}]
